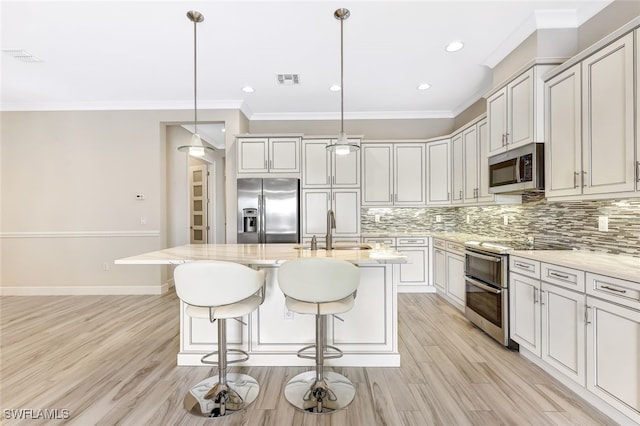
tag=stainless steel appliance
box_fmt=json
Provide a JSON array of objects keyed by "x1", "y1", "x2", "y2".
[
  {"x1": 237, "y1": 178, "x2": 300, "y2": 244},
  {"x1": 464, "y1": 240, "x2": 571, "y2": 348},
  {"x1": 488, "y1": 142, "x2": 544, "y2": 194}
]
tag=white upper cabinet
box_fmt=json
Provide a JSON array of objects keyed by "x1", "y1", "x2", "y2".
[
  {"x1": 476, "y1": 119, "x2": 493, "y2": 203},
  {"x1": 487, "y1": 66, "x2": 548, "y2": 156},
  {"x1": 582, "y1": 32, "x2": 635, "y2": 195},
  {"x1": 546, "y1": 32, "x2": 636, "y2": 199},
  {"x1": 302, "y1": 188, "x2": 360, "y2": 238},
  {"x1": 462, "y1": 128, "x2": 477, "y2": 204},
  {"x1": 451, "y1": 133, "x2": 464, "y2": 204},
  {"x1": 637, "y1": 30, "x2": 640, "y2": 191},
  {"x1": 361, "y1": 143, "x2": 426, "y2": 206},
  {"x1": 302, "y1": 139, "x2": 360, "y2": 188},
  {"x1": 426, "y1": 139, "x2": 451, "y2": 205},
  {"x1": 237, "y1": 137, "x2": 300, "y2": 174},
  {"x1": 545, "y1": 64, "x2": 582, "y2": 198}
]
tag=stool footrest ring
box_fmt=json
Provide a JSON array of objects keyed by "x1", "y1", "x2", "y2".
[
  {"x1": 296, "y1": 344, "x2": 344, "y2": 360},
  {"x1": 201, "y1": 348, "x2": 250, "y2": 365}
]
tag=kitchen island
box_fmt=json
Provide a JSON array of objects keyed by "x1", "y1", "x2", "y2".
[{"x1": 116, "y1": 243, "x2": 407, "y2": 367}]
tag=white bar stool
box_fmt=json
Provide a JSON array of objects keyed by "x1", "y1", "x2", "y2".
[
  {"x1": 277, "y1": 258, "x2": 360, "y2": 414},
  {"x1": 174, "y1": 261, "x2": 266, "y2": 418}
]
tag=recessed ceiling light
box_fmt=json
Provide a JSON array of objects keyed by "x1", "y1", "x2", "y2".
[
  {"x1": 445, "y1": 41, "x2": 464, "y2": 52},
  {"x1": 417, "y1": 83, "x2": 431, "y2": 90},
  {"x1": 242, "y1": 86, "x2": 255, "y2": 93},
  {"x1": 329, "y1": 84, "x2": 341, "y2": 92},
  {"x1": 221, "y1": 128, "x2": 226, "y2": 133}
]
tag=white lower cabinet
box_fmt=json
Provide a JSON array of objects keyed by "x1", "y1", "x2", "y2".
[
  {"x1": 510, "y1": 256, "x2": 640, "y2": 424},
  {"x1": 431, "y1": 239, "x2": 465, "y2": 310}
]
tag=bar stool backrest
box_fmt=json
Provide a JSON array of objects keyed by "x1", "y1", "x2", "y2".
[
  {"x1": 174, "y1": 261, "x2": 265, "y2": 307},
  {"x1": 278, "y1": 258, "x2": 359, "y2": 304}
]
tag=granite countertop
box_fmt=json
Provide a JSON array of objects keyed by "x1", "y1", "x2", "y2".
[
  {"x1": 510, "y1": 250, "x2": 639, "y2": 283},
  {"x1": 115, "y1": 243, "x2": 407, "y2": 266}
]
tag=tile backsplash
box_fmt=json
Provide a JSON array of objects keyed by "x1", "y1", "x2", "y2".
[{"x1": 362, "y1": 196, "x2": 640, "y2": 257}]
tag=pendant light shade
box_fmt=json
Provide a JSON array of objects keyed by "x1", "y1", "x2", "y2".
[
  {"x1": 178, "y1": 10, "x2": 214, "y2": 157},
  {"x1": 327, "y1": 8, "x2": 359, "y2": 156}
]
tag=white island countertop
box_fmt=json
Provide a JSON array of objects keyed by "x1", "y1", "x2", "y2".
[{"x1": 115, "y1": 243, "x2": 407, "y2": 266}]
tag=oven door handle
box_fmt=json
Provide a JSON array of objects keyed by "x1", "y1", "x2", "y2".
[
  {"x1": 466, "y1": 251, "x2": 501, "y2": 262},
  {"x1": 466, "y1": 277, "x2": 503, "y2": 294}
]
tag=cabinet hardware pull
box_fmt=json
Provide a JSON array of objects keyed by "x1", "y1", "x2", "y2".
[
  {"x1": 505, "y1": 132, "x2": 509, "y2": 146},
  {"x1": 601, "y1": 285, "x2": 627, "y2": 294},
  {"x1": 447, "y1": 192, "x2": 450, "y2": 201},
  {"x1": 515, "y1": 262, "x2": 532, "y2": 270},
  {"x1": 540, "y1": 289, "x2": 545, "y2": 305},
  {"x1": 459, "y1": 190, "x2": 463, "y2": 200},
  {"x1": 581, "y1": 171, "x2": 587, "y2": 188},
  {"x1": 549, "y1": 271, "x2": 570, "y2": 280},
  {"x1": 574, "y1": 172, "x2": 579, "y2": 188},
  {"x1": 533, "y1": 288, "x2": 539, "y2": 304},
  {"x1": 264, "y1": 160, "x2": 268, "y2": 169},
  {"x1": 636, "y1": 161, "x2": 640, "y2": 183},
  {"x1": 585, "y1": 305, "x2": 592, "y2": 324}
]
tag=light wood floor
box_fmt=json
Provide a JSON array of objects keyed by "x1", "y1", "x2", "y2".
[{"x1": 0, "y1": 291, "x2": 617, "y2": 426}]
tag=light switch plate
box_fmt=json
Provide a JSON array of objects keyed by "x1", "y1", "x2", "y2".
[
  {"x1": 435, "y1": 215, "x2": 442, "y2": 223},
  {"x1": 598, "y1": 216, "x2": 608, "y2": 232}
]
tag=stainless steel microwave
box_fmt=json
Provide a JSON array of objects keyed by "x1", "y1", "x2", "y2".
[{"x1": 488, "y1": 143, "x2": 544, "y2": 194}]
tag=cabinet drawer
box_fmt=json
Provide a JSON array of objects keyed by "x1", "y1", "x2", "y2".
[
  {"x1": 446, "y1": 241, "x2": 465, "y2": 256},
  {"x1": 397, "y1": 237, "x2": 428, "y2": 247},
  {"x1": 587, "y1": 273, "x2": 640, "y2": 310},
  {"x1": 510, "y1": 256, "x2": 540, "y2": 279},
  {"x1": 363, "y1": 237, "x2": 396, "y2": 247},
  {"x1": 433, "y1": 239, "x2": 446, "y2": 249},
  {"x1": 541, "y1": 263, "x2": 585, "y2": 292}
]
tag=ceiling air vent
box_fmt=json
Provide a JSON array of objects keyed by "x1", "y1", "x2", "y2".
[
  {"x1": 277, "y1": 74, "x2": 300, "y2": 85},
  {"x1": 2, "y1": 49, "x2": 43, "y2": 63}
]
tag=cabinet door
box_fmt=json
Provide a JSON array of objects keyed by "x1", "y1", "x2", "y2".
[
  {"x1": 476, "y1": 119, "x2": 493, "y2": 202},
  {"x1": 302, "y1": 189, "x2": 330, "y2": 237},
  {"x1": 582, "y1": 32, "x2": 635, "y2": 195},
  {"x1": 433, "y1": 248, "x2": 446, "y2": 292},
  {"x1": 269, "y1": 138, "x2": 300, "y2": 173},
  {"x1": 362, "y1": 144, "x2": 393, "y2": 205},
  {"x1": 541, "y1": 282, "x2": 586, "y2": 386},
  {"x1": 586, "y1": 296, "x2": 640, "y2": 424},
  {"x1": 445, "y1": 252, "x2": 465, "y2": 308},
  {"x1": 333, "y1": 140, "x2": 361, "y2": 187},
  {"x1": 637, "y1": 30, "x2": 640, "y2": 192},
  {"x1": 487, "y1": 87, "x2": 508, "y2": 155},
  {"x1": 396, "y1": 247, "x2": 428, "y2": 287},
  {"x1": 451, "y1": 133, "x2": 464, "y2": 204},
  {"x1": 394, "y1": 144, "x2": 426, "y2": 205},
  {"x1": 302, "y1": 140, "x2": 331, "y2": 187},
  {"x1": 507, "y1": 68, "x2": 534, "y2": 149},
  {"x1": 426, "y1": 139, "x2": 451, "y2": 204},
  {"x1": 545, "y1": 64, "x2": 582, "y2": 197},
  {"x1": 463, "y1": 126, "x2": 478, "y2": 203},
  {"x1": 237, "y1": 138, "x2": 269, "y2": 173},
  {"x1": 332, "y1": 265, "x2": 392, "y2": 351},
  {"x1": 509, "y1": 273, "x2": 541, "y2": 357},
  {"x1": 332, "y1": 189, "x2": 360, "y2": 237}
]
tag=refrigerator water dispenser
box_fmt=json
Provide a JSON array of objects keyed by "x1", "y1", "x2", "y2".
[{"x1": 242, "y1": 208, "x2": 257, "y2": 233}]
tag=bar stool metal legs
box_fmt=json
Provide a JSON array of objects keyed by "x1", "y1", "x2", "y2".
[
  {"x1": 283, "y1": 315, "x2": 356, "y2": 414},
  {"x1": 183, "y1": 319, "x2": 260, "y2": 418}
]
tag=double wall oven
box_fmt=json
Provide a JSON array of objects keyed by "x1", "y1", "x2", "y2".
[{"x1": 464, "y1": 242, "x2": 514, "y2": 348}]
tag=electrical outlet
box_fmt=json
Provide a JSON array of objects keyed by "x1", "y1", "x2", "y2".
[
  {"x1": 503, "y1": 215, "x2": 509, "y2": 225},
  {"x1": 140, "y1": 216, "x2": 147, "y2": 225},
  {"x1": 466, "y1": 215, "x2": 470, "y2": 224},
  {"x1": 102, "y1": 262, "x2": 109, "y2": 271},
  {"x1": 598, "y1": 216, "x2": 608, "y2": 232},
  {"x1": 435, "y1": 215, "x2": 442, "y2": 223},
  {"x1": 374, "y1": 214, "x2": 381, "y2": 223},
  {"x1": 284, "y1": 307, "x2": 294, "y2": 320}
]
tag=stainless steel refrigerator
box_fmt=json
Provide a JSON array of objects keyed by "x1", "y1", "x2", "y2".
[{"x1": 237, "y1": 178, "x2": 300, "y2": 243}]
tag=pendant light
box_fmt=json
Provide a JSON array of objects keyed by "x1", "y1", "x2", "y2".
[
  {"x1": 178, "y1": 11, "x2": 214, "y2": 157},
  {"x1": 327, "y1": 8, "x2": 359, "y2": 156}
]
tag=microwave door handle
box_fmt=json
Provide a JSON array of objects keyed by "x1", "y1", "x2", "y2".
[
  {"x1": 465, "y1": 277, "x2": 502, "y2": 294},
  {"x1": 515, "y1": 158, "x2": 521, "y2": 183}
]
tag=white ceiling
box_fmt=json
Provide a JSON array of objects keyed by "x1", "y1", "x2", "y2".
[{"x1": 1, "y1": 0, "x2": 612, "y2": 120}]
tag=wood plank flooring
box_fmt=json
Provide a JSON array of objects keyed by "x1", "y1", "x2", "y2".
[{"x1": 0, "y1": 292, "x2": 617, "y2": 425}]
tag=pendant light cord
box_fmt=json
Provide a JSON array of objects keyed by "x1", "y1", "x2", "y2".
[
  {"x1": 340, "y1": 16, "x2": 344, "y2": 134},
  {"x1": 193, "y1": 18, "x2": 198, "y2": 136}
]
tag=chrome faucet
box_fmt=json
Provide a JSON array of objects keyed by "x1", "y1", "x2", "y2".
[{"x1": 326, "y1": 209, "x2": 336, "y2": 250}]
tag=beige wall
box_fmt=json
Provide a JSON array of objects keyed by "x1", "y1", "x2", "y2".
[
  {"x1": 0, "y1": 108, "x2": 243, "y2": 294},
  {"x1": 578, "y1": 0, "x2": 640, "y2": 51},
  {"x1": 453, "y1": 98, "x2": 486, "y2": 130}
]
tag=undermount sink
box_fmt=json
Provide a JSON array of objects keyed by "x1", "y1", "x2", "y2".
[{"x1": 294, "y1": 243, "x2": 372, "y2": 250}]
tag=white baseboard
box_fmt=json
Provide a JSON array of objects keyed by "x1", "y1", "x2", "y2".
[
  {"x1": 397, "y1": 285, "x2": 436, "y2": 293},
  {"x1": 0, "y1": 283, "x2": 170, "y2": 296}
]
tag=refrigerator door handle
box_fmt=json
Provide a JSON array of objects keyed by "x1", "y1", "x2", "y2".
[{"x1": 259, "y1": 194, "x2": 266, "y2": 243}]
